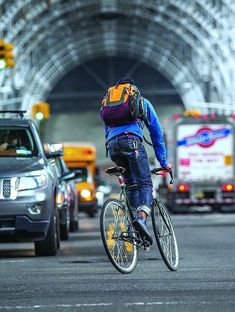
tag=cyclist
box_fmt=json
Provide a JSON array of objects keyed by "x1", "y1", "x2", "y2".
[{"x1": 101, "y1": 77, "x2": 172, "y2": 245}]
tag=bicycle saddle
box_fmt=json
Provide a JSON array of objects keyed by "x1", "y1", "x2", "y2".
[{"x1": 105, "y1": 166, "x2": 126, "y2": 176}]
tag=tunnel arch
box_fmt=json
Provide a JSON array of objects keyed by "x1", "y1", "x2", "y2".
[
  {"x1": 0, "y1": 0, "x2": 234, "y2": 113},
  {"x1": 23, "y1": 32, "x2": 204, "y2": 110}
]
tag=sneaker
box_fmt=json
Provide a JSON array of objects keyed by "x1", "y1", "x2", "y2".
[{"x1": 132, "y1": 217, "x2": 153, "y2": 245}]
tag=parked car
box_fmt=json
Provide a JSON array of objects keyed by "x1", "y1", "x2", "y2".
[
  {"x1": 0, "y1": 111, "x2": 62, "y2": 256},
  {"x1": 53, "y1": 156, "x2": 79, "y2": 240}
]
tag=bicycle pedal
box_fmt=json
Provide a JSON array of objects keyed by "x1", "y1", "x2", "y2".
[{"x1": 143, "y1": 241, "x2": 151, "y2": 251}]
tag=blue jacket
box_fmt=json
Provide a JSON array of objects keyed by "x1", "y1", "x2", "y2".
[{"x1": 104, "y1": 98, "x2": 168, "y2": 168}]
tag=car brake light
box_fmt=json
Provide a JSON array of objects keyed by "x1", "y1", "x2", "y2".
[
  {"x1": 221, "y1": 183, "x2": 234, "y2": 192},
  {"x1": 177, "y1": 184, "x2": 189, "y2": 192}
]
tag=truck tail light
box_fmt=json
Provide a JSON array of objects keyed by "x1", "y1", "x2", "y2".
[
  {"x1": 221, "y1": 183, "x2": 234, "y2": 192},
  {"x1": 177, "y1": 184, "x2": 189, "y2": 192},
  {"x1": 211, "y1": 114, "x2": 217, "y2": 119}
]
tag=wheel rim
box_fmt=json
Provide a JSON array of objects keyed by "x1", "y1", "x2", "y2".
[
  {"x1": 153, "y1": 201, "x2": 179, "y2": 270},
  {"x1": 101, "y1": 200, "x2": 138, "y2": 273}
]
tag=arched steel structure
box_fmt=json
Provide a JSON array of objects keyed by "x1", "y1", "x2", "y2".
[{"x1": 0, "y1": 0, "x2": 235, "y2": 113}]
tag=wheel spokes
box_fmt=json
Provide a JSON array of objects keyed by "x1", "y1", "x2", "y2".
[
  {"x1": 102, "y1": 200, "x2": 138, "y2": 273},
  {"x1": 160, "y1": 222, "x2": 176, "y2": 265},
  {"x1": 153, "y1": 202, "x2": 179, "y2": 270}
]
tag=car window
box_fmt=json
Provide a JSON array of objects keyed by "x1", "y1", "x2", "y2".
[{"x1": 0, "y1": 127, "x2": 38, "y2": 157}]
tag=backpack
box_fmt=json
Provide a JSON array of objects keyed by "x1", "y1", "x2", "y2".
[{"x1": 100, "y1": 83, "x2": 146, "y2": 127}]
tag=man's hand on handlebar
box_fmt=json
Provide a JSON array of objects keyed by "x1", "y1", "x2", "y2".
[
  {"x1": 164, "y1": 163, "x2": 173, "y2": 172},
  {"x1": 151, "y1": 165, "x2": 174, "y2": 184}
]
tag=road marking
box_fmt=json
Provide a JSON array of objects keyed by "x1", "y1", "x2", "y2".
[
  {"x1": 125, "y1": 301, "x2": 235, "y2": 306},
  {"x1": 0, "y1": 301, "x2": 234, "y2": 309},
  {"x1": 126, "y1": 302, "x2": 180, "y2": 306},
  {"x1": 0, "y1": 303, "x2": 113, "y2": 310},
  {"x1": 0, "y1": 260, "x2": 26, "y2": 263}
]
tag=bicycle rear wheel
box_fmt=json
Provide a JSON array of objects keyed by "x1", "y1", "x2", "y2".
[
  {"x1": 151, "y1": 199, "x2": 179, "y2": 271},
  {"x1": 100, "y1": 198, "x2": 138, "y2": 274}
]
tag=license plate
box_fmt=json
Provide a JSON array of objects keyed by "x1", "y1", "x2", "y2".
[{"x1": 193, "y1": 191, "x2": 204, "y2": 199}]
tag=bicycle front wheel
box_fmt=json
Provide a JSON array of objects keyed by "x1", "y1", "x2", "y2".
[
  {"x1": 152, "y1": 199, "x2": 179, "y2": 271},
  {"x1": 100, "y1": 198, "x2": 138, "y2": 274}
]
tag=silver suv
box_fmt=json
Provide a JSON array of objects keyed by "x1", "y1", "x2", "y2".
[{"x1": 0, "y1": 111, "x2": 62, "y2": 256}]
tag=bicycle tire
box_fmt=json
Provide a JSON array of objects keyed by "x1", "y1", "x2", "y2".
[
  {"x1": 151, "y1": 199, "x2": 179, "y2": 271},
  {"x1": 100, "y1": 198, "x2": 138, "y2": 274}
]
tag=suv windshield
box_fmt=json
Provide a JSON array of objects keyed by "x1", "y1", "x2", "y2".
[{"x1": 0, "y1": 127, "x2": 38, "y2": 157}]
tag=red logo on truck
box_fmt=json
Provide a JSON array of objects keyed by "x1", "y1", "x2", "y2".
[{"x1": 177, "y1": 127, "x2": 231, "y2": 148}]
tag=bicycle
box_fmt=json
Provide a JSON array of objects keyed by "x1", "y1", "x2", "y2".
[{"x1": 100, "y1": 166, "x2": 179, "y2": 274}]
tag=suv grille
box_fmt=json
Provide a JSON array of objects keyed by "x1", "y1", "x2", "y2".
[
  {"x1": 3, "y1": 180, "x2": 11, "y2": 198},
  {"x1": 0, "y1": 178, "x2": 17, "y2": 200}
]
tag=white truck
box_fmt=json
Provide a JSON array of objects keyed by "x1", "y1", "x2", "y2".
[{"x1": 168, "y1": 113, "x2": 235, "y2": 213}]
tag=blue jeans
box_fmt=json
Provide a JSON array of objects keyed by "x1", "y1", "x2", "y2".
[{"x1": 107, "y1": 136, "x2": 153, "y2": 212}]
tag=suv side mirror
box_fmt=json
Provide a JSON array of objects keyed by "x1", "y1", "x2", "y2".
[
  {"x1": 62, "y1": 171, "x2": 75, "y2": 182},
  {"x1": 44, "y1": 143, "x2": 63, "y2": 158},
  {"x1": 62, "y1": 169, "x2": 83, "y2": 182}
]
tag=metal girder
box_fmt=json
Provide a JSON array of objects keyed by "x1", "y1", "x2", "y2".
[
  {"x1": 0, "y1": 0, "x2": 234, "y2": 113},
  {"x1": 15, "y1": 3, "x2": 222, "y2": 83},
  {"x1": 20, "y1": 24, "x2": 198, "y2": 89},
  {"x1": 119, "y1": 1, "x2": 233, "y2": 105},
  {"x1": 13, "y1": 15, "x2": 206, "y2": 107},
  {"x1": 21, "y1": 23, "x2": 204, "y2": 110}
]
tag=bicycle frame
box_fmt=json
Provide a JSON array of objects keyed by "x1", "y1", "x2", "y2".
[
  {"x1": 118, "y1": 173, "x2": 172, "y2": 233},
  {"x1": 115, "y1": 174, "x2": 152, "y2": 250},
  {"x1": 117, "y1": 174, "x2": 135, "y2": 222}
]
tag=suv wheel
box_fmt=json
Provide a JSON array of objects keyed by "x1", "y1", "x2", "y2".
[
  {"x1": 59, "y1": 209, "x2": 69, "y2": 241},
  {"x1": 34, "y1": 207, "x2": 59, "y2": 256}
]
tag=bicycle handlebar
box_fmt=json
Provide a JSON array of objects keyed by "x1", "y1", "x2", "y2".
[
  {"x1": 105, "y1": 166, "x2": 174, "y2": 184},
  {"x1": 151, "y1": 167, "x2": 174, "y2": 184}
]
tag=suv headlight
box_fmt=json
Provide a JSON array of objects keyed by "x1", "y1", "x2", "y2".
[
  {"x1": 56, "y1": 190, "x2": 65, "y2": 208},
  {"x1": 18, "y1": 175, "x2": 47, "y2": 191}
]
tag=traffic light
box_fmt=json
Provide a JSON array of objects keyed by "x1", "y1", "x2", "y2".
[
  {"x1": 0, "y1": 39, "x2": 15, "y2": 69},
  {"x1": 183, "y1": 109, "x2": 201, "y2": 117},
  {"x1": 0, "y1": 40, "x2": 6, "y2": 69},
  {"x1": 4, "y1": 42, "x2": 14, "y2": 68},
  {"x1": 31, "y1": 102, "x2": 51, "y2": 120}
]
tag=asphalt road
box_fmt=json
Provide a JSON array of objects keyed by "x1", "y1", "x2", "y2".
[{"x1": 0, "y1": 212, "x2": 235, "y2": 312}]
